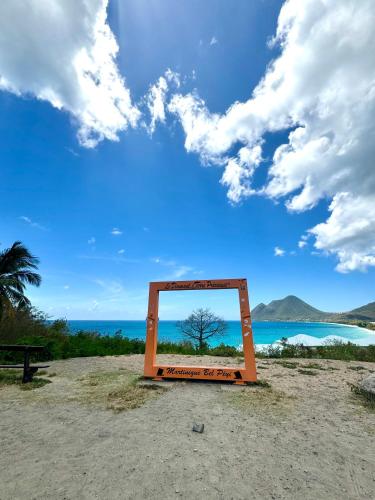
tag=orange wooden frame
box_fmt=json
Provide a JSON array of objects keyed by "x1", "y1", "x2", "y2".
[{"x1": 144, "y1": 279, "x2": 257, "y2": 384}]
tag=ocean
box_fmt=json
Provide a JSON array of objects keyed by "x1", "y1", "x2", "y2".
[{"x1": 67, "y1": 320, "x2": 375, "y2": 347}]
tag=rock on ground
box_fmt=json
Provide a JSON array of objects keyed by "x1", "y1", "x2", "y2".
[{"x1": 359, "y1": 373, "x2": 375, "y2": 395}]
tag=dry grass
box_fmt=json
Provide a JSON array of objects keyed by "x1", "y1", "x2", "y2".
[
  {"x1": 349, "y1": 383, "x2": 375, "y2": 411},
  {"x1": 227, "y1": 383, "x2": 295, "y2": 415},
  {"x1": 304, "y1": 362, "x2": 325, "y2": 370},
  {"x1": 107, "y1": 383, "x2": 167, "y2": 412},
  {"x1": 298, "y1": 368, "x2": 319, "y2": 376},
  {"x1": 78, "y1": 370, "x2": 168, "y2": 412},
  {"x1": 274, "y1": 360, "x2": 299, "y2": 369}
]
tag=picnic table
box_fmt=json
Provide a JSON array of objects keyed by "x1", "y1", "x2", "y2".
[{"x1": 0, "y1": 345, "x2": 50, "y2": 383}]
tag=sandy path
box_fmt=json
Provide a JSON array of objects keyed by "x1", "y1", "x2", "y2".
[{"x1": 0, "y1": 355, "x2": 374, "y2": 500}]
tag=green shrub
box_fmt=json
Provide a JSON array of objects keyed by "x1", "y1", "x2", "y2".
[
  {"x1": 258, "y1": 339, "x2": 375, "y2": 362},
  {"x1": 210, "y1": 343, "x2": 241, "y2": 357}
]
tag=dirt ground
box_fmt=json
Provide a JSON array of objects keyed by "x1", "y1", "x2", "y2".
[{"x1": 0, "y1": 354, "x2": 374, "y2": 500}]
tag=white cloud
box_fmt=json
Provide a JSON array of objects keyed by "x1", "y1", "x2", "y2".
[
  {"x1": 89, "y1": 300, "x2": 100, "y2": 312},
  {"x1": 111, "y1": 228, "x2": 122, "y2": 236},
  {"x1": 63, "y1": 285, "x2": 70, "y2": 290},
  {"x1": 0, "y1": 0, "x2": 139, "y2": 147},
  {"x1": 151, "y1": 257, "x2": 193, "y2": 279},
  {"x1": 168, "y1": 0, "x2": 375, "y2": 272},
  {"x1": 220, "y1": 146, "x2": 261, "y2": 203},
  {"x1": 298, "y1": 240, "x2": 307, "y2": 249},
  {"x1": 88, "y1": 237, "x2": 96, "y2": 245},
  {"x1": 94, "y1": 279, "x2": 124, "y2": 295},
  {"x1": 19, "y1": 216, "x2": 47, "y2": 231},
  {"x1": 146, "y1": 69, "x2": 180, "y2": 134},
  {"x1": 310, "y1": 193, "x2": 375, "y2": 273},
  {"x1": 274, "y1": 246, "x2": 285, "y2": 257},
  {"x1": 118, "y1": 249, "x2": 125, "y2": 254},
  {"x1": 210, "y1": 37, "x2": 218, "y2": 46},
  {"x1": 171, "y1": 265, "x2": 192, "y2": 279},
  {"x1": 79, "y1": 253, "x2": 139, "y2": 263}
]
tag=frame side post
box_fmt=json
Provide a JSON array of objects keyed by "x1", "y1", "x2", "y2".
[
  {"x1": 239, "y1": 280, "x2": 257, "y2": 381},
  {"x1": 144, "y1": 283, "x2": 159, "y2": 377}
]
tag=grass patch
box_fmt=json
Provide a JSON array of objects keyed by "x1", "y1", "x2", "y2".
[
  {"x1": 228, "y1": 383, "x2": 295, "y2": 414},
  {"x1": 257, "y1": 365, "x2": 269, "y2": 370},
  {"x1": 252, "y1": 379, "x2": 271, "y2": 388},
  {"x1": 0, "y1": 369, "x2": 20, "y2": 386},
  {"x1": 78, "y1": 370, "x2": 168, "y2": 412},
  {"x1": 47, "y1": 372, "x2": 57, "y2": 377},
  {"x1": 107, "y1": 382, "x2": 166, "y2": 412},
  {"x1": 275, "y1": 360, "x2": 299, "y2": 369},
  {"x1": 349, "y1": 383, "x2": 375, "y2": 410},
  {"x1": 20, "y1": 378, "x2": 51, "y2": 390},
  {"x1": 0, "y1": 369, "x2": 51, "y2": 390},
  {"x1": 298, "y1": 369, "x2": 319, "y2": 376},
  {"x1": 347, "y1": 365, "x2": 367, "y2": 371},
  {"x1": 304, "y1": 362, "x2": 325, "y2": 370}
]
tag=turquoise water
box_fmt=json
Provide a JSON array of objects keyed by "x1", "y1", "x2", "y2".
[{"x1": 67, "y1": 320, "x2": 375, "y2": 346}]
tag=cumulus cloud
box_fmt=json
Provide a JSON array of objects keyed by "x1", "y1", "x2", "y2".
[
  {"x1": 274, "y1": 247, "x2": 285, "y2": 257},
  {"x1": 310, "y1": 193, "x2": 375, "y2": 273},
  {"x1": 111, "y1": 228, "x2": 122, "y2": 236},
  {"x1": 146, "y1": 69, "x2": 180, "y2": 134},
  {"x1": 220, "y1": 145, "x2": 262, "y2": 203},
  {"x1": 168, "y1": 0, "x2": 375, "y2": 272},
  {"x1": 0, "y1": 0, "x2": 139, "y2": 147},
  {"x1": 210, "y1": 37, "x2": 218, "y2": 46}
]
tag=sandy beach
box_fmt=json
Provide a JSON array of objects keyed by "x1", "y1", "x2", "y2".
[{"x1": 1, "y1": 354, "x2": 374, "y2": 500}]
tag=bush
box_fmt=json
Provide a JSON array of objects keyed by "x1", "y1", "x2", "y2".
[
  {"x1": 258, "y1": 339, "x2": 375, "y2": 362},
  {"x1": 210, "y1": 343, "x2": 242, "y2": 357}
]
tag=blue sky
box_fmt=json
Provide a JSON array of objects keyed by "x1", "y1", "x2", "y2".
[{"x1": 0, "y1": 0, "x2": 374, "y2": 319}]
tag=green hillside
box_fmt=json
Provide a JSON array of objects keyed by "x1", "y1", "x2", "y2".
[
  {"x1": 252, "y1": 296, "x2": 375, "y2": 322},
  {"x1": 330, "y1": 301, "x2": 375, "y2": 322},
  {"x1": 252, "y1": 295, "x2": 331, "y2": 321}
]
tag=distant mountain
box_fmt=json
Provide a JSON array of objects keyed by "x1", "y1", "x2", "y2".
[
  {"x1": 252, "y1": 295, "x2": 331, "y2": 321},
  {"x1": 330, "y1": 301, "x2": 375, "y2": 322},
  {"x1": 251, "y1": 296, "x2": 375, "y2": 322}
]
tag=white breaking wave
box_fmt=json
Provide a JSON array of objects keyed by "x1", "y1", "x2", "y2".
[
  {"x1": 279, "y1": 333, "x2": 373, "y2": 347},
  {"x1": 238, "y1": 332, "x2": 375, "y2": 351}
]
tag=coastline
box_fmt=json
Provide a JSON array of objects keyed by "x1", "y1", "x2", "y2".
[
  {"x1": 65, "y1": 319, "x2": 375, "y2": 346},
  {"x1": 323, "y1": 321, "x2": 375, "y2": 333},
  {"x1": 251, "y1": 319, "x2": 375, "y2": 334}
]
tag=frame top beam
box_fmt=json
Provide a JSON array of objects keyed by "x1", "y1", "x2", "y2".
[{"x1": 150, "y1": 279, "x2": 247, "y2": 291}]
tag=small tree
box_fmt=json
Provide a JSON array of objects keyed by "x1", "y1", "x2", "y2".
[{"x1": 177, "y1": 308, "x2": 227, "y2": 350}]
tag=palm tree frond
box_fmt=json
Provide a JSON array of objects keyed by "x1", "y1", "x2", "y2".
[{"x1": 0, "y1": 241, "x2": 41, "y2": 319}]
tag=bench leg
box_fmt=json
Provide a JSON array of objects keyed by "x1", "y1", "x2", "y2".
[{"x1": 22, "y1": 350, "x2": 38, "y2": 383}]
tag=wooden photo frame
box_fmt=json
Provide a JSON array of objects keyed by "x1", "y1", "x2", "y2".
[{"x1": 143, "y1": 279, "x2": 257, "y2": 384}]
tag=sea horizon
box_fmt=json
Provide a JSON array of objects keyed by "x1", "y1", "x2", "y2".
[{"x1": 65, "y1": 319, "x2": 375, "y2": 347}]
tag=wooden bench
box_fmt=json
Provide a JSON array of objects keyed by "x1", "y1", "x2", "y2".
[{"x1": 0, "y1": 345, "x2": 50, "y2": 383}]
